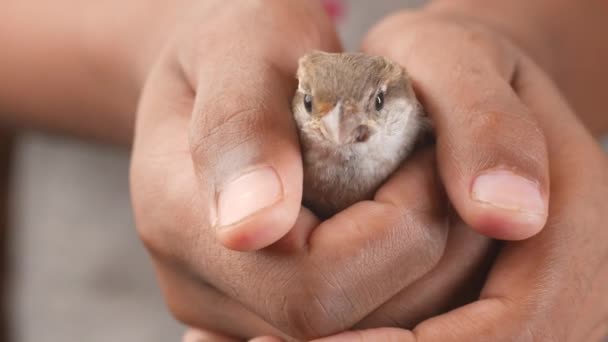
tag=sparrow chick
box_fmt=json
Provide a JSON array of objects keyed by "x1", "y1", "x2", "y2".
[{"x1": 292, "y1": 51, "x2": 428, "y2": 218}]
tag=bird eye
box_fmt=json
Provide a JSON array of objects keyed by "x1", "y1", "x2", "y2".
[
  {"x1": 304, "y1": 94, "x2": 313, "y2": 113},
  {"x1": 375, "y1": 91, "x2": 384, "y2": 111}
]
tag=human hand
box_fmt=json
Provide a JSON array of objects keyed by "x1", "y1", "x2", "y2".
[
  {"x1": 182, "y1": 210, "x2": 495, "y2": 340},
  {"x1": 131, "y1": 1, "x2": 494, "y2": 340},
  {"x1": 312, "y1": 75, "x2": 608, "y2": 342},
  {"x1": 309, "y1": 9, "x2": 608, "y2": 341},
  {"x1": 192, "y1": 6, "x2": 608, "y2": 341},
  {"x1": 361, "y1": 9, "x2": 556, "y2": 242}
]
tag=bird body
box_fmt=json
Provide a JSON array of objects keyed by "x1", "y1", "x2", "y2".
[{"x1": 292, "y1": 52, "x2": 428, "y2": 218}]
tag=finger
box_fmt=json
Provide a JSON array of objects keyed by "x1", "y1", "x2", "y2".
[
  {"x1": 137, "y1": 74, "x2": 449, "y2": 340},
  {"x1": 187, "y1": 50, "x2": 303, "y2": 251},
  {"x1": 355, "y1": 219, "x2": 494, "y2": 329},
  {"x1": 154, "y1": 257, "x2": 289, "y2": 340},
  {"x1": 311, "y1": 328, "x2": 415, "y2": 342},
  {"x1": 408, "y1": 54, "x2": 608, "y2": 342},
  {"x1": 182, "y1": 8, "x2": 340, "y2": 252},
  {"x1": 269, "y1": 206, "x2": 320, "y2": 254},
  {"x1": 132, "y1": 53, "x2": 201, "y2": 260},
  {"x1": 284, "y1": 149, "x2": 449, "y2": 337},
  {"x1": 150, "y1": 147, "x2": 449, "y2": 340},
  {"x1": 183, "y1": 2, "x2": 342, "y2": 251},
  {"x1": 363, "y1": 16, "x2": 550, "y2": 240},
  {"x1": 133, "y1": 59, "x2": 293, "y2": 339},
  {"x1": 183, "y1": 329, "x2": 240, "y2": 342}
]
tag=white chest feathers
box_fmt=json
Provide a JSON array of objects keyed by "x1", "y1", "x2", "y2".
[{"x1": 300, "y1": 99, "x2": 425, "y2": 218}]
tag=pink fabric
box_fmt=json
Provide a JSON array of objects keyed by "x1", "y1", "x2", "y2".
[{"x1": 321, "y1": 0, "x2": 346, "y2": 21}]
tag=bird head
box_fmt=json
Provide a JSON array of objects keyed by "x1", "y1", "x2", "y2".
[{"x1": 293, "y1": 51, "x2": 420, "y2": 147}]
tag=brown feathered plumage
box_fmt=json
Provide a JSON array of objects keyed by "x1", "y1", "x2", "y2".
[{"x1": 292, "y1": 51, "x2": 429, "y2": 218}]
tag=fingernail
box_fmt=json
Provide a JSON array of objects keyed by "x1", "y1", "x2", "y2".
[
  {"x1": 217, "y1": 166, "x2": 282, "y2": 227},
  {"x1": 182, "y1": 330, "x2": 205, "y2": 342},
  {"x1": 472, "y1": 170, "x2": 545, "y2": 215}
]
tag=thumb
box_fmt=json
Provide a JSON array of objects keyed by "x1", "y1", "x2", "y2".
[
  {"x1": 364, "y1": 17, "x2": 549, "y2": 240},
  {"x1": 415, "y1": 53, "x2": 550, "y2": 241},
  {"x1": 189, "y1": 53, "x2": 303, "y2": 251}
]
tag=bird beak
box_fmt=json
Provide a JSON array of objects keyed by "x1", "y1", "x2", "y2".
[{"x1": 319, "y1": 102, "x2": 342, "y2": 144}]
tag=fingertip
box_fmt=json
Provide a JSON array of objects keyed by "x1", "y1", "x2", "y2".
[
  {"x1": 466, "y1": 208, "x2": 546, "y2": 240},
  {"x1": 466, "y1": 169, "x2": 548, "y2": 240},
  {"x1": 271, "y1": 206, "x2": 320, "y2": 253},
  {"x1": 216, "y1": 200, "x2": 300, "y2": 251},
  {"x1": 213, "y1": 164, "x2": 303, "y2": 251}
]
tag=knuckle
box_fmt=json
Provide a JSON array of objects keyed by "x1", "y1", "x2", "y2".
[
  {"x1": 165, "y1": 290, "x2": 200, "y2": 327},
  {"x1": 132, "y1": 192, "x2": 198, "y2": 264},
  {"x1": 136, "y1": 220, "x2": 189, "y2": 264},
  {"x1": 458, "y1": 110, "x2": 547, "y2": 173},
  {"x1": 136, "y1": 223, "x2": 165, "y2": 257},
  {"x1": 164, "y1": 291, "x2": 218, "y2": 332},
  {"x1": 190, "y1": 105, "x2": 265, "y2": 160},
  {"x1": 406, "y1": 18, "x2": 509, "y2": 66},
  {"x1": 160, "y1": 271, "x2": 230, "y2": 332},
  {"x1": 132, "y1": 205, "x2": 174, "y2": 261},
  {"x1": 363, "y1": 11, "x2": 414, "y2": 54},
  {"x1": 130, "y1": 155, "x2": 204, "y2": 264}
]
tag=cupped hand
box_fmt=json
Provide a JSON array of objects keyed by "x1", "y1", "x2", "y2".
[
  {"x1": 313, "y1": 70, "x2": 608, "y2": 341},
  {"x1": 363, "y1": 9, "x2": 554, "y2": 241},
  {"x1": 131, "y1": 1, "x2": 493, "y2": 340},
  {"x1": 309, "y1": 9, "x2": 608, "y2": 341},
  {"x1": 198, "y1": 7, "x2": 608, "y2": 341}
]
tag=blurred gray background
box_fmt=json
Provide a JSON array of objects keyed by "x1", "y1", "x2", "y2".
[
  {"x1": 9, "y1": 136, "x2": 181, "y2": 342},
  {"x1": 6, "y1": 1, "x2": 425, "y2": 341}
]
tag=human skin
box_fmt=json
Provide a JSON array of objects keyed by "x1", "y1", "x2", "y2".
[
  {"x1": 180, "y1": 1, "x2": 608, "y2": 341},
  {"x1": 312, "y1": 5, "x2": 608, "y2": 340},
  {"x1": 3, "y1": 1, "x2": 486, "y2": 340},
  {"x1": 131, "y1": 2, "x2": 492, "y2": 339},
  {"x1": 0, "y1": 0, "x2": 607, "y2": 341}
]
